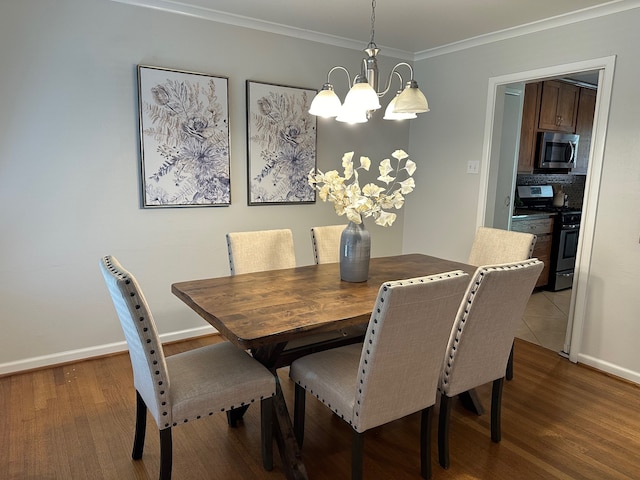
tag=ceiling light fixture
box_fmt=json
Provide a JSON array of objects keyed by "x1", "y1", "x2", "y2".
[{"x1": 308, "y1": 0, "x2": 429, "y2": 124}]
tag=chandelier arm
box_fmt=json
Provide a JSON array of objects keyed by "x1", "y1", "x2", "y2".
[
  {"x1": 326, "y1": 66, "x2": 352, "y2": 88},
  {"x1": 377, "y1": 62, "x2": 416, "y2": 97}
]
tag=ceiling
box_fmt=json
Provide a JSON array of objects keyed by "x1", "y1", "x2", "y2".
[{"x1": 116, "y1": 0, "x2": 635, "y2": 56}]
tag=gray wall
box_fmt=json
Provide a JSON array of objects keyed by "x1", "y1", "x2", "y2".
[
  {"x1": 405, "y1": 9, "x2": 640, "y2": 382},
  {"x1": 0, "y1": 0, "x2": 409, "y2": 371}
]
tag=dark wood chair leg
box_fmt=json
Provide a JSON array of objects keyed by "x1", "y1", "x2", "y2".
[
  {"x1": 438, "y1": 393, "x2": 452, "y2": 469},
  {"x1": 420, "y1": 406, "x2": 433, "y2": 479},
  {"x1": 226, "y1": 405, "x2": 250, "y2": 427},
  {"x1": 132, "y1": 390, "x2": 147, "y2": 460},
  {"x1": 293, "y1": 383, "x2": 306, "y2": 447},
  {"x1": 506, "y1": 342, "x2": 514, "y2": 381},
  {"x1": 491, "y1": 377, "x2": 504, "y2": 443},
  {"x1": 260, "y1": 396, "x2": 274, "y2": 471},
  {"x1": 352, "y1": 431, "x2": 364, "y2": 480},
  {"x1": 159, "y1": 428, "x2": 172, "y2": 480}
]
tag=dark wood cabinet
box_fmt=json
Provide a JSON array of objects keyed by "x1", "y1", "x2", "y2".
[
  {"x1": 572, "y1": 87, "x2": 597, "y2": 175},
  {"x1": 538, "y1": 80, "x2": 580, "y2": 132},
  {"x1": 511, "y1": 216, "x2": 554, "y2": 288},
  {"x1": 517, "y1": 82, "x2": 541, "y2": 174}
]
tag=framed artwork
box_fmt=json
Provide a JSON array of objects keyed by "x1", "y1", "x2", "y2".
[
  {"x1": 137, "y1": 65, "x2": 230, "y2": 207},
  {"x1": 246, "y1": 80, "x2": 317, "y2": 205}
]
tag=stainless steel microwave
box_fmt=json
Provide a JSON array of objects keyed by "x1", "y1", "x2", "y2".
[{"x1": 538, "y1": 132, "x2": 579, "y2": 169}]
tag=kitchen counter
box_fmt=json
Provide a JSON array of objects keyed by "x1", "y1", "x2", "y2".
[{"x1": 512, "y1": 208, "x2": 558, "y2": 219}]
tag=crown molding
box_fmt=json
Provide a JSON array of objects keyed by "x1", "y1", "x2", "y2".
[
  {"x1": 414, "y1": 0, "x2": 640, "y2": 60},
  {"x1": 111, "y1": 0, "x2": 640, "y2": 63},
  {"x1": 110, "y1": 0, "x2": 414, "y2": 61}
]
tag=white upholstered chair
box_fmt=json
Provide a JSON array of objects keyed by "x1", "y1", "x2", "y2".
[
  {"x1": 310, "y1": 224, "x2": 345, "y2": 264},
  {"x1": 226, "y1": 228, "x2": 296, "y2": 275},
  {"x1": 290, "y1": 271, "x2": 470, "y2": 480},
  {"x1": 467, "y1": 226, "x2": 537, "y2": 380},
  {"x1": 437, "y1": 259, "x2": 544, "y2": 470},
  {"x1": 99, "y1": 255, "x2": 276, "y2": 480}
]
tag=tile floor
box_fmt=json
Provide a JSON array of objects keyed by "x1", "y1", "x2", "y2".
[{"x1": 515, "y1": 288, "x2": 571, "y2": 353}]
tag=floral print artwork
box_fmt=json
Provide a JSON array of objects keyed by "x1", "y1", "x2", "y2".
[
  {"x1": 138, "y1": 66, "x2": 230, "y2": 207},
  {"x1": 247, "y1": 81, "x2": 316, "y2": 204}
]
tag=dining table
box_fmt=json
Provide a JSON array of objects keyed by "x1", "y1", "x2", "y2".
[{"x1": 171, "y1": 253, "x2": 479, "y2": 480}]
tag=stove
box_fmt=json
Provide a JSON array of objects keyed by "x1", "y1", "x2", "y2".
[{"x1": 516, "y1": 185, "x2": 581, "y2": 291}]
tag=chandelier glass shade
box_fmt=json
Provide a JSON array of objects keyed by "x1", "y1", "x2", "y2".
[{"x1": 308, "y1": 0, "x2": 429, "y2": 124}]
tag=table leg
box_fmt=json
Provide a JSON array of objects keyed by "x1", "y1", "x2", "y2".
[{"x1": 459, "y1": 389, "x2": 485, "y2": 415}]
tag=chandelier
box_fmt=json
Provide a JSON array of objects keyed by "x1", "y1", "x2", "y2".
[{"x1": 308, "y1": 0, "x2": 430, "y2": 124}]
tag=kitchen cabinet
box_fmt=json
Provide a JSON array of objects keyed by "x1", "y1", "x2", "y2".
[
  {"x1": 511, "y1": 215, "x2": 554, "y2": 288},
  {"x1": 572, "y1": 87, "x2": 597, "y2": 175},
  {"x1": 517, "y1": 82, "x2": 542, "y2": 174},
  {"x1": 538, "y1": 80, "x2": 580, "y2": 133}
]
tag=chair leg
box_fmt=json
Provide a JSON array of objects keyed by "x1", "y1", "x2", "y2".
[
  {"x1": 352, "y1": 431, "x2": 364, "y2": 480},
  {"x1": 491, "y1": 377, "x2": 504, "y2": 443},
  {"x1": 438, "y1": 393, "x2": 452, "y2": 469},
  {"x1": 260, "y1": 396, "x2": 274, "y2": 471},
  {"x1": 506, "y1": 342, "x2": 514, "y2": 381},
  {"x1": 159, "y1": 428, "x2": 172, "y2": 480},
  {"x1": 293, "y1": 383, "x2": 306, "y2": 447},
  {"x1": 420, "y1": 406, "x2": 433, "y2": 479},
  {"x1": 132, "y1": 390, "x2": 147, "y2": 460}
]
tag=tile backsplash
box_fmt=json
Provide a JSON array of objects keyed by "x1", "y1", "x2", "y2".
[{"x1": 516, "y1": 174, "x2": 586, "y2": 208}]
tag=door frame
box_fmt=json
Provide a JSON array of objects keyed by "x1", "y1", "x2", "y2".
[{"x1": 475, "y1": 56, "x2": 616, "y2": 362}]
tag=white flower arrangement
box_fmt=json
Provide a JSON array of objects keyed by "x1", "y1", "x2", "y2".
[{"x1": 308, "y1": 149, "x2": 417, "y2": 227}]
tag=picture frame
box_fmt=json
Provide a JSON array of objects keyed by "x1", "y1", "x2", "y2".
[
  {"x1": 246, "y1": 80, "x2": 317, "y2": 205},
  {"x1": 137, "y1": 65, "x2": 231, "y2": 207}
]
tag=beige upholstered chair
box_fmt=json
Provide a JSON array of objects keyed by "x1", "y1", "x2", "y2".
[
  {"x1": 290, "y1": 271, "x2": 470, "y2": 480},
  {"x1": 226, "y1": 228, "x2": 296, "y2": 275},
  {"x1": 437, "y1": 259, "x2": 544, "y2": 470},
  {"x1": 99, "y1": 255, "x2": 276, "y2": 480},
  {"x1": 310, "y1": 224, "x2": 345, "y2": 264},
  {"x1": 467, "y1": 226, "x2": 537, "y2": 380},
  {"x1": 467, "y1": 226, "x2": 536, "y2": 267}
]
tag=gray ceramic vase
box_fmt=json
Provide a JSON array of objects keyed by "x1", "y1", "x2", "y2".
[{"x1": 339, "y1": 221, "x2": 371, "y2": 282}]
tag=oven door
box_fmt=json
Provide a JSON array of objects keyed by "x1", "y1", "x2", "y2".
[{"x1": 556, "y1": 223, "x2": 580, "y2": 272}]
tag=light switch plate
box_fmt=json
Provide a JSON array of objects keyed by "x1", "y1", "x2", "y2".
[{"x1": 466, "y1": 160, "x2": 480, "y2": 174}]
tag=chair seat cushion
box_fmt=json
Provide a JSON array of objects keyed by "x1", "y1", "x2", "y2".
[
  {"x1": 166, "y1": 342, "x2": 275, "y2": 425},
  {"x1": 289, "y1": 343, "x2": 362, "y2": 424}
]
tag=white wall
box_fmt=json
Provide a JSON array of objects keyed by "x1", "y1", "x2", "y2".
[
  {"x1": 405, "y1": 10, "x2": 640, "y2": 382},
  {"x1": 0, "y1": 0, "x2": 410, "y2": 372}
]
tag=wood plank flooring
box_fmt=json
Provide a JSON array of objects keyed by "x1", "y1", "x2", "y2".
[{"x1": 2, "y1": 336, "x2": 639, "y2": 479}]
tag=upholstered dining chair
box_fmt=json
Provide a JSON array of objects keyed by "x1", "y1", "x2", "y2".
[
  {"x1": 226, "y1": 228, "x2": 296, "y2": 275},
  {"x1": 467, "y1": 226, "x2": 537, "y2": 380},
  {"x1": 310, "y1": 224, "x2": 345, "y2": 264},
  {"x1": 290, "y1": 271, "x2": 471, "y2": 480},
  {"x1": 437, "y1": 259, "x2": 544, "y2": 470},
  {"x1": 99, "y1": 255, "x2": 276, "y2": 480}
]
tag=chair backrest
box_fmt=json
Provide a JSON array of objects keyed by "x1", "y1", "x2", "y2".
[
  {"x1": 310, "y1": 225, "x2": 345, "y2": 264},
  {"x1": 467, "y1": 226, "x2": 536, "y2": 266},
  {"x1": 440, "y1": 259, "x2": 544, "y2": 398},
  {"x1": 99, "y1": 255, "x2": 169, "y2": 426},
  {"x1": 226, "y1": 228, "x2": 296, "y2": 275},
  {"x1": 353, "y1": 270, "x2": 470, "y2": 433}
]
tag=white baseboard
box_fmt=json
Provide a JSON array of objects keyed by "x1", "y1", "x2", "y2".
[
  {"x1": 0, "y1": 325, "x2": 218, "y2": 376},
  {"x1": 577, "y1": 353, "x2": 640, "y2": 385}
]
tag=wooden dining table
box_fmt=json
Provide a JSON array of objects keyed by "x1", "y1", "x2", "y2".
[{"x1": 172, "y1": 253, "x2": 478, "y2": 480}]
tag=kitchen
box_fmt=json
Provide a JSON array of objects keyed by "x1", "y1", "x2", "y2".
[{"x1": 503, "y1": 73, "x2": 598, "y2": 356}]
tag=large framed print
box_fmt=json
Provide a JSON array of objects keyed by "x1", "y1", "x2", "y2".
[
  {"x1": 137, "y1": 65, "x2": 230, "y2": 207},
  {"x1": 246, "y1": 80, "x2": 317, "y2": 205}
]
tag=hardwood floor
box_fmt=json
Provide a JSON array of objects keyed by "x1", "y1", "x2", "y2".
[{"x1": 2, "y1": 336, "x2": 639, "y2": 479}]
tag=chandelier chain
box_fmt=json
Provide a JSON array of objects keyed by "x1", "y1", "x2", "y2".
[{"x1": 369, "y1": 0, "x2": 376, "y2": 46}]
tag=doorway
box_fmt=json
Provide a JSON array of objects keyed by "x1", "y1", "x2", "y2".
[{"x1": 476, "y1": 56, "x2": 616, "y2": 362}]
